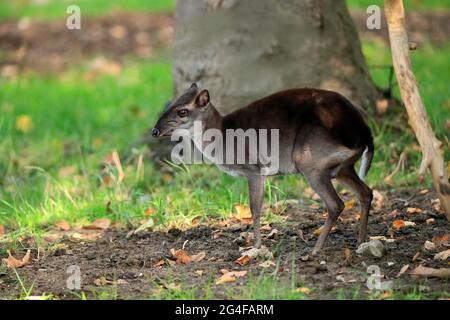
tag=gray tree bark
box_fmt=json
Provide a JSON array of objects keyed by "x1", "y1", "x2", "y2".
[{"x1": 173, "y1": 0, "x2": 379, "y2": 113}]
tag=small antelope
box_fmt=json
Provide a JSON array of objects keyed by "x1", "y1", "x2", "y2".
[{"x1": 152, "y1": 83, "x2": 374, "y2": 254}]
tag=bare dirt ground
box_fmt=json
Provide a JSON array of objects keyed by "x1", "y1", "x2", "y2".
[
  {"x1": 1, "y1": 189, "x2": 448, "y2": 300},
  {"x1": 1, "y1": 11, "x2": 450, "y2": 74}
]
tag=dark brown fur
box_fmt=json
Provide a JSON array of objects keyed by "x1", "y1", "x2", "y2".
[
  {"x1": 223, "y1": 88, "x2": 373, "y2": 154},
  {"x1": 152, "y1": 85, "x2": 374, "y2": 254}
]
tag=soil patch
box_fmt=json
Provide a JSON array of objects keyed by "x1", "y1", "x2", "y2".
[
  {"x1": 1, "y1": 189, "x2": 449, "y2": 299},
  {"x1": 1, "y1": 10, "x2": 450, "y2": 75}
]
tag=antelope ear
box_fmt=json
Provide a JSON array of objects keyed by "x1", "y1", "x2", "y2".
[
  {"x1": 195, "y1": 90, "x2": 210, "y2": 108},
  {"x1": 190, "y1": 82, "x2": 198, "y2": 89}
]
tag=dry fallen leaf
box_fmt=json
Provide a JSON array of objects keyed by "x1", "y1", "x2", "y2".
[
  {"x1": 190, "y1": 251, "x2": 206, "y2": 262},
  {"x1": 293, "y1": 287, "x2": 311, "y2": 294},
  {"x1": 266, "y1": 228, "x2": 279, "y2": 239},
  {"x1": 406, "y1": 207, "x2": 422, "y2": 214},
  {"x1": 117, "y1": 279, "x2": 128, "y2": 285},
  {"x1": 145, "y1": 208, "x2": 156, "y2": 216},
  {"x1": 376, "y1": 98, "x2": 389, "y2": 115},
  {"x1": 93, "y1": 218, "x2": 111, "y2": 230},
  {"x1": 71, "y1": 230, "x2": 102, "y2": 241},
  {"x1": 101, "y1": 174, "x2": 114, "y2": 188},
  {"x1": 112, "y1": 220, "x2": 121, "y2": 229},
  {"x1": 410, "y1": 265, "x2": 450, "y2": 279},
  {"x1": 133, "y1": 218, "x2": 154, "y2": 235},
  {"x1": 55, "y1": 220, "x2": 70, "y2": 231},
  {"x1": 215, "y1": 273, "x2": 236, "y2": 285},
  {"x1": 94, "y1": 277, "x2": 128, "y2": 286},
  {"x1": 171, "y1": 248, "x2": 191, "y2": 264},
  {"x1": 2, "y1": 249, "x2": 31, "y2": 268},
  {"x1": 432, "y1": 234, "x2": 450, "y2": 249},
  {"x1": 83, "y1": 218, "x2": 111, "y2": 230},
  {"x1": 343, "y1": 247, "x2": 352, "y2": 263},
  {"x1": 162, "y1": 172, "x2": 173, "y2": 183},
  {"x1": 259, "y1": 260, "x2": 276, "y2": 268},
  {"x1": 434, "y1": 249, "x2": 450, "y2": 261},
  {"x1": 392, "y1": 219, "x2": 415, "y2": 230},
  {"x1": 344, "y1": 199, "x2": 356, "y2": 210},
  {"x1": 234, "y1": 205, "x2": 252, "y2": 224},
  {"x1": 215, "y1": 270, "x2": 247, "y2": 285},
  {"x1": 240, "y1": 246, "x2": 272, "y2": 259},
  {"x1": 235, "y1": 255, "x2": 250, "y2": 266},
  {"x1": 387, "y1": 209, "x2": 400, "y2": 219},
  {"x1": 170, "y1": 249, "x2": 206, "y2": 264},
  {"x1": 311, "y1": 192, "x2": 321, "y2": 201},
  {"x1": 397, "y1": 264, "x2": 409, "y2": 278},
  {"x1": 412, "y1": 252, "x2": 420, "y2": 262},
  {"x1": 0, "y1": 224, "x2": 5, "y2": 238},
  {"x1": 88, "y1": 57, "x2": 122, "y2": 77},
  {"x1": 392, "y1": 220, "x2": 404, "y2": 230},
  {"x1": 153, "y1": 259, "x2": 165, "y2": 267},
  {"x1": 212, "y1": 231, "x2": 223, "y2": 239},
  {"x1": 96, "y1": 277, "x2": 110, "y2": 286},
  {"x1": 313, "y1": 225, "x2": 337, "y2": 236},
  {"x1": 372, "y1": 190, "x2": 385, "y2": 211},
  {"x1": 195, "y1": 270, "x2": 204, "y2": 276},
  {"x1": 235, "y1": 231, "x2": 254, "y2": 245},
  {"x1": 303, "y1": 187, "x2": 315, "y2": 197},
  {"x1": 15, "y1": 115, "x2": 33, "y2": 133},
  {"x1": 109, "y1": 24, "x2": 127, "y2": 39}
]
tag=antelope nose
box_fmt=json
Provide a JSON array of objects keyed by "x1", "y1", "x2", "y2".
[{"x1": 151, "y1": 128, "x2": 160, "y2": 137}]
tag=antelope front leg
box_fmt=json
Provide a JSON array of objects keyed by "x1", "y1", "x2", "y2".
[{"x1": 248, "y1": 175, "x2": 266, "y2": 248}]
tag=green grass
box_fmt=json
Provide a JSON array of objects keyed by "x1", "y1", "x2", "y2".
[
  {"x1": 336, "y1": 285, "x2": 450, "y2": 300},
  {"x1": 362, "y1": 41, "x2": 450, "y2": 186},
  {"x1": 0, "y1": 0, "x2": 175, "y2": 21},
  {"x1": 0, "y1": 41, "x2": 449, "y2": 299},
  {"x1": 1, "y1": 0, "x2": 449, "y2": 22},
  {"x1": 1, "y1": 41, "x2": 449, "y2": 236},
  {"x1": 347, "y1": 0, "x2": 450, "y2": 10},
  {"x1": 0, "y1": 57, "x2": 175, "y2": 235}
]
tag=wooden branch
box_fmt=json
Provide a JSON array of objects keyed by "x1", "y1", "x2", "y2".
[{"x1": 384, "y1": 0, "x2": 450, "y2": 221}]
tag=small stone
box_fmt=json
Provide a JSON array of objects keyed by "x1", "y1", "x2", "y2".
[
  {"x1": 300, "y1": 254, "x2": 309, "y2": 262},
  {"x1": 240, "y1": 245, "x2": 273, "y2": 259},
  {"x1": 424, "y1": 240, "x2": 436, "y2": 251},
  {"x1": 356, "y1": 240, "x2": 386, "y2": 258}
]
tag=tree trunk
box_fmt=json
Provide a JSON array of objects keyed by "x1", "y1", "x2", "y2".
[
  {"x1": 173, "y1": 0, "x2": 379, "y2": 113},
  {"x1": 384, "y1": 0, "x2": 450, "y2": 221}
]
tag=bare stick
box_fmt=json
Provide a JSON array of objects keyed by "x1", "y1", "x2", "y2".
[{"x1": 384, "y1": 0, "x2": 450, "y2": 220}]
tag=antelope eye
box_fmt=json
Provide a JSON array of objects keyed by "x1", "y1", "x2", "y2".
[{"x1": 177, "y1": 109, "x2": 189, "y2": 117}]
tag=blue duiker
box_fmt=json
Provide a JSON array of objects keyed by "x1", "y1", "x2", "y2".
[{"x1": 152, "y1": 83, "x2": 374, "y2": 254}]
